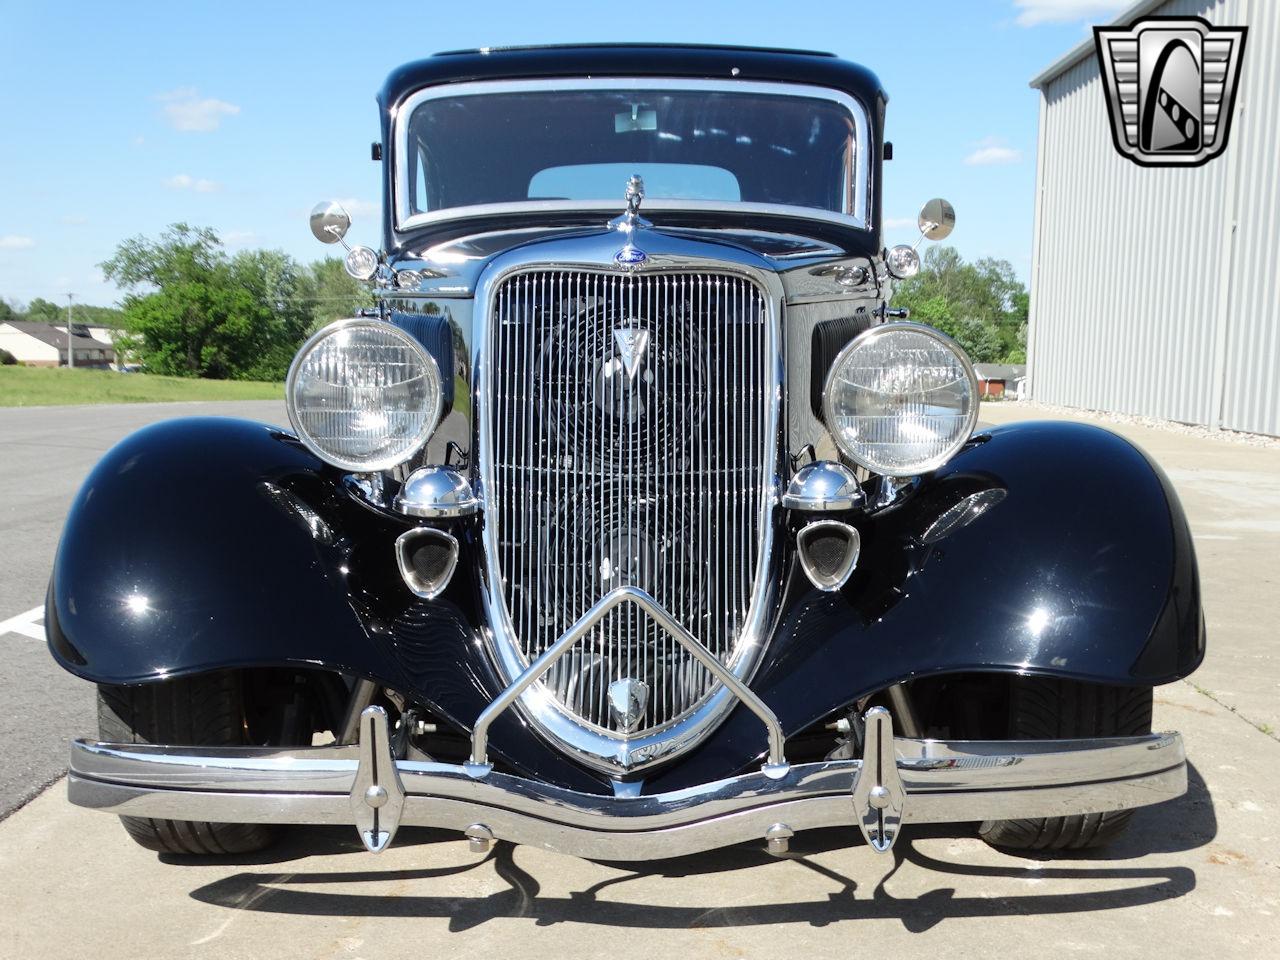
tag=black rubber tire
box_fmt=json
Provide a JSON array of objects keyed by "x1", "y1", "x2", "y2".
[
  {"x1": 978, "y1": 678, "x2": 1153, "y2": 851},
  {"x1": 97, "y1": 672, "x2": 275, "y2": 855}
]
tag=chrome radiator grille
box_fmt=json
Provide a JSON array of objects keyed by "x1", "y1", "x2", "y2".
[{"x1": 485, "y1": 269, "x2": 773, "y2": 734}]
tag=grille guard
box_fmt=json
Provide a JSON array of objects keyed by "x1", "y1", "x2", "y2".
[
  {"x1": 466, "y1": 586, "x2": 788, "y2": 778},
  {"x1": 68, "y1": 705, "x2": 1186, "y2": 860}
]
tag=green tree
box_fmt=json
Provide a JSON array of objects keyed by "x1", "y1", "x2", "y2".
[
  {"x1": 24, "y1": 297, "x2": 63, "y2": 323},
  {"x1": 101, "y1": 224, "x2": 317, "y2": 380},
  {"x1": 299, "y1": 258, "x2": 374, "y2": 329},
  {"x1": 891, "y1": 246, "x2": 1030, "y2": 365}
]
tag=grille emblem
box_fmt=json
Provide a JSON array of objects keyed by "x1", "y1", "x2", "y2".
[
  {"x1": 608, "y1": 678, "x2": 650, "y2": 734},
  {"x1": 612, "y1": 327, "x2": 650, "y2": 380},
  {"x1": 614, "y1": 245, "x2": 648, "y2": 267},
  {"x1": 1095, "y1": 16, "x2": 1246, "y2": 167}
]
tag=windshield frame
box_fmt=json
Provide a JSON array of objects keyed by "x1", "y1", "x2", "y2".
[{"x1": 391, "y1": 77, "x2": 873, "y2": 234}]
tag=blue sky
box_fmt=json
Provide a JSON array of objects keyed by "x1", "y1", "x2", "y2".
[{"x1": 0, "y1": 0, "x2": 1129, "y2": 308}]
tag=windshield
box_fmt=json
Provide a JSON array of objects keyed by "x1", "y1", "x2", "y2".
[{"x1": 395, "y1": 79, "x2": 870, "y2": 231}]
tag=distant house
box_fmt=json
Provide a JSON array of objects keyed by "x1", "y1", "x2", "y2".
[
  {"x1": 0, "y1": 320, "x2": 116, "y2": 368},
  {"x1": 974, "y1": 363, "x2": 1027, "y2": 399}
]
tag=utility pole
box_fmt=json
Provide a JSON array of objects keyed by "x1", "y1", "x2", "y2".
[{"x1": 66, "y1": 293, "x2": 75, "y2": 368}]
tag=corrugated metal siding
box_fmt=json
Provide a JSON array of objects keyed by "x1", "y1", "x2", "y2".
[
  {"x1": 1029, "y1": 0, "x2": 1279, "y2": 436},
  {"x1": 1219, "y1": 0, "x2": 1280, "y2": 434}
]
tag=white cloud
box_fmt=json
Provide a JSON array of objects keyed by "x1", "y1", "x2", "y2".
[
  {"x1": 336, "y1": 198, "x2": 381, "y2": 219},
  {"x1": 965, "y1": 137, "x2": 1024, "y2": 165},
  {"x1": 0, "y1": 235, "x2": 35, "y2": 249},
  {"x1": 883, "y1": 217, "x2": 917, "y2": 230},
  {"x1": 156, "y1": 87, "x2": 240, "y2": 132},
  {"x1": 1013, "y1": 0, "x2": 1129, "y2": 26},
  {"x1": 221, "y1": 230, "x2": 257, "y2": 246},
  {"x1": 164, "y1": 173, "x2": 221, "y2": 193},
  {"x1": 60, "y1": 215, "x2": 88, "y2": 226}
]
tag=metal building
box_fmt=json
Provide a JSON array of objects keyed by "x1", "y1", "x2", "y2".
[{"x1": 1028, "y1": 0, "x2": 1279, "y2": 436}]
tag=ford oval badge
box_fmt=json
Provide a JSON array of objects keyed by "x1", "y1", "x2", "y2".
[{"x1": 615, "y1": 246, "x2": 647, "y2": 266}]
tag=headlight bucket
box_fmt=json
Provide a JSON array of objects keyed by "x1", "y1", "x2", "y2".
[
  {"x1": 286, "y1": 317, "x2": 443, "y2": 472},
  {"x1": 822, "y1": 322, "x2": 979, "y2": 478}
]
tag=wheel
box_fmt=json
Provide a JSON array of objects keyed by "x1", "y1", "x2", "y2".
[
  {"x1": 978, "y1": 677, "x2": 1153, "y2": 851},
  {"x1": 97, "y1": 671, "x2": 276, "y2": 855}
]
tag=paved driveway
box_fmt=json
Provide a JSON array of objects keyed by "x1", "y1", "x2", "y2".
[{"x1": 0, "y1": 400, "x2": 1276, "y2": 957}]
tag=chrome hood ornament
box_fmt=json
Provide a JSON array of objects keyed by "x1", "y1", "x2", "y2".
[
  {"x1": 622, "y1": 174, "x2": 645, "y2": 221},
  {"x1": 611, "y1": 174, "x2": 651, "y2": 267},
  {"x1": 608, "y1": 678, "x2": 650, "y2": 734}
]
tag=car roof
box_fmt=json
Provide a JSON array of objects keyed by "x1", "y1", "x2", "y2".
[{"x1": 377, "y1": 44, "x2": 887, "y2": 112}]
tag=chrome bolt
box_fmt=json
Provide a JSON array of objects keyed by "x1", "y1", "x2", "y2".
[
  {"x1": 765, "y1": 823, "x2": 794, "y2": 856},
  {"x1": 465, "y1": 823, "x2": 493, "y2": 854},
  {"x1": 868, "y1": 784, "x2": 890, "y2": 810},
  {"x1": 363, "y1": 784, "x2": 388, "y2": 808}
]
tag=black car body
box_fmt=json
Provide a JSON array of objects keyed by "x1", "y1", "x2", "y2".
[{"x1": 51, "y1": 45, "x2": 1201, "y2": 860}]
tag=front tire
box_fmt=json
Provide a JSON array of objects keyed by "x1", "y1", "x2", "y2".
[
  {"x1": 978, "y1": 677, "x2": 1153, "y2": 851},
  {"x1": 97, "y1": 672, "x2": 275, "y2": 855}
]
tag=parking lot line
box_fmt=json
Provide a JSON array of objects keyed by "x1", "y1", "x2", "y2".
[{"x1": 0, "y1": 605, "x2": 46, "y2": 641}]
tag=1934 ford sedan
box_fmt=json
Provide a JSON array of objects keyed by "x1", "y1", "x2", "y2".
[{"x1": 49, "y1": 44, "x2": 1202, "y2": 861}]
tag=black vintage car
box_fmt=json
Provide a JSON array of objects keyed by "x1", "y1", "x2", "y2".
[{"x1": 50, "y1": 45, "x2": 1202, "y2": 860}]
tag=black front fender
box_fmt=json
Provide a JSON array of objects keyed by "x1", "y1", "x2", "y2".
[
  {"x1": 48, "y1": 418, "x2": 411, "y2": 686},
  {"x1": 645, "y1": 418, "x2": 1204, "y2": 791}
]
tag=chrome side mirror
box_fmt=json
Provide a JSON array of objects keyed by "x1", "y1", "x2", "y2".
[
  {"x1": 918, "y1": 198, "x2": 956, "y2": 241},
  {"x1": 308, "y1": 200, "x2": 380, "y2": 281},
  {"x1": 309, "y1": 201, "x2": 352, "y2": 245}
]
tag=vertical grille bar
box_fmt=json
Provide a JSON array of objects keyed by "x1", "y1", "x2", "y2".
[{"x1": 487, "y1": 269, "x2": 771, "y2": 733}]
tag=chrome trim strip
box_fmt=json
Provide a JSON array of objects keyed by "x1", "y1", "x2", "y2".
[
  {"x1": 391, "y1": 78, "x2": 873, "y2": 233},
  {"x1": 471, "y1": 232, "x2": 785, "y2": 775},
  {"x1": 68, "y1": 730, "x2": 1187, "y2": 862}
]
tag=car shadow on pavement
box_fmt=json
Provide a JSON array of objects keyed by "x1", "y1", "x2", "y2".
[{"x1": 179, "y1": 763, "x2": 1215, "y2": 932}]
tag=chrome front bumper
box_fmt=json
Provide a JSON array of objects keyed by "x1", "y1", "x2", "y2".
[{"x1": 68, "y1": 705, "x2": 1186, "y2": 860}]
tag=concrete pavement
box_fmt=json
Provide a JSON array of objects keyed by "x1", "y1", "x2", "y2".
[
  {"x1": 0, "y1": 676, "x2": 1273, "y2": 957},
  {"x1": 0, "y1": 399, "x2": 1277, "y2": 957}
]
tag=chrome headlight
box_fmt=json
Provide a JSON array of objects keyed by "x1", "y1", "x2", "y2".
[
  {"x1": 287, "y1": 318, "x2": 442, "y2": 472},
  {"x1": 822, "y1": 323, "x2": 979, "y2": 477}
]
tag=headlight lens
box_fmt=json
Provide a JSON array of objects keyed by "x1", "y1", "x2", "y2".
[
  {"x1": 822, "y1": 323, "x2": 979, "y2": 477},
  {"x1": 287, "y1": 319, "x2": 442, "y2": 472}
]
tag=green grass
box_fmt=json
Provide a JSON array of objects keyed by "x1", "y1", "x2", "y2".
[{"x1": 0, "y1": 366, "x2": 283, "y2": 407}]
